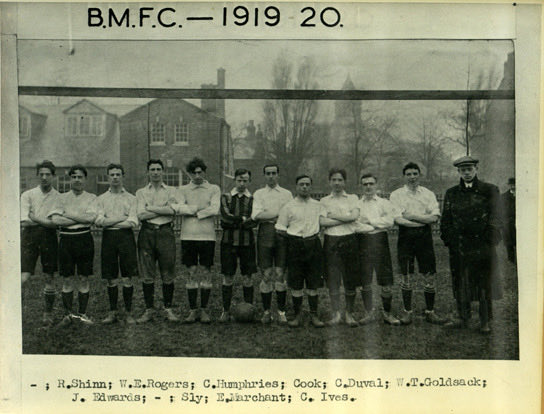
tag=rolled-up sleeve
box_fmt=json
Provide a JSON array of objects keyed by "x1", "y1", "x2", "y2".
[
  {"x1": 196, "y1": 185, "x2": 221, "y2": 219},
  {"x1": 126, "y1": 196, "x2": 139, "y2": 228},
  {"x1": 20, "y1": 191, "x2": 31, "y2": 223},
  {"x1": 251, "y1": 191, "x2": 264, "y2": 220}
]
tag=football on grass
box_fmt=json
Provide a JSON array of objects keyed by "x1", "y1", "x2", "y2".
[{"x1": 232, "y1": 303, "x2": 256, "y2": 323}]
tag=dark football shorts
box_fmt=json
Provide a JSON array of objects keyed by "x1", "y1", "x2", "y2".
[
  {"x1": 286, "y1": 234, "x2": 323, "y2": 291},
  {"x1": 397, "y1": 225, "x2": 437, "y2": 275},
  {"x1": 58, "y1": 230, "x2": 94, "y2": 277},
  {"x1": 101, "y1": 228, "x2": 138, "y2": 280},
  {"x1": 257, "y1": 222, "x2": 286, "y2": 269},
  {"x1": 323, "y1": 234, "x2": 360, "y2": 293},
  {"x1": 358, "y1": 232, "x2": 394, "y2": 286},
  {"x1": 20, "y1": 226, "x2": 58, "y2": 274},
  {"x1": 182, "y1": 240, "x2": 215, "y2": 268},
  {"x1": 138, "y1": 223, "x2": 176, "y2": 280},
  {"x1": 220, "y1": 243, "x2": 257, "y2": 276}
]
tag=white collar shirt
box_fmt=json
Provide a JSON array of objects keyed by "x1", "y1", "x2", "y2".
[
  {"x1": 389, "y1": 185, "x2": 440, "y2": 227},
  {"x1": 48, "y1": 190, "x2": 98, "y2": 229},
  {"x1": 230, "y1": 187, "x2": 252, "y2": 198},
  {"x1": 251, "y1": 185, "x2": 293, "y2": 221},
  {"x1": 20, "y1": 185, "x2": 60, "y2": 224},
  {"x1": 135, "y1": 182, "x2": 178, "y2": 225},
  {"x1": 319, "y1": 191, "x2": 359, "y2": 236},
  {"x1": 275, "y1": 197, "x2": 326, "y2": 238},
  {"x1": 355, "y1": 195, "x2": 395, "y2": 234},
  {"x1": 95, "y1": 188, "x2": 138, "y2": 228}
]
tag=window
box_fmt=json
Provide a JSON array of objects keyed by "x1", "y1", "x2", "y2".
[
  {"x1": 19, "y1": 115, "x2": 30, "y2": 139},
  {"x1": 174, "y1": 122, "x2": 189, "y2": 145},
  {"x1": 57, "y1": 175, "x2": 71, "y2": 193},
  {"x1": 65, "y1": 114, "x2": 104, "y2": 137},
  {"x1": 163, "y1": 168, "x2": 190, "y2": 187},
  {"x1": 151, "y1": 122, "x2": 165, "y2": 144}
]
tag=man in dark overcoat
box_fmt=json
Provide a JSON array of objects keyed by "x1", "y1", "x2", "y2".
[
  {"x1": 440, "y1": 156, "x2": 502, "y2": 334},
  {"x1": 501, "y1": 177, "x2": 516, "y2": 264}
]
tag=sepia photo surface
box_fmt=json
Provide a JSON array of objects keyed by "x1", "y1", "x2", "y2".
[{"x1": 1, "y1": 2, "x2": 542, "y2": 413}]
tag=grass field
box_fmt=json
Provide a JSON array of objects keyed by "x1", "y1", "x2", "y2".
[{"x1": 21, "y1": 234, "x2": 519, "y2": 359}]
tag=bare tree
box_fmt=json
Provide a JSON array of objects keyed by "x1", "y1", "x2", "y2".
[
  {"x1": 261, "y1": 53, "x2": 319, "y2": 180},
  {"x1": 445, "y1": 68, "x2": 499, "y2": 155},
  {"x1": 336, "y1": 105, "x2": 397, "y2": 188},
  {"x1": 414, "y1": 116, "x2": 449, "y2": 180}
]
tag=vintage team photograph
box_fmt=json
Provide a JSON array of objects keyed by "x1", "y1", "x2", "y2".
[{"x1": 18, "y1": 38, "x2": 517, "y2": 359}]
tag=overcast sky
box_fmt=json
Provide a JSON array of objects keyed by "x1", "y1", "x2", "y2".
[{"x1": 18, "y1": 39, "x2": 513, "y2": 137}]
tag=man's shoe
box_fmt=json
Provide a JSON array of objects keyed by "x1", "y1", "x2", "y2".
[
  {"x1": 288, "y1": 314, "x2": 302, "y2": 328},
  {"x1": 137, "y1": 308, "x2": 155, "y2": 324},
  {"x1": 444, "y1": 318, "x2": 467, "y2": 329},
  {"x1": 277, "y1": 311, "x2": 288, "y2": 325},
  {"x1": 311, "y1": 314, "x2": 325, "y2": 328},
  {"x1": 359, "y1": 310, "x2": 376, "y2": 325},
  {"x1": 383, "y1": 311, "x2": 401, "y2": 326},
  {"x1": 219, "y1": 311, "x2": 231, "y2": 323},
  {"x1": 184, "y1": 309, "x2": 199, "y2": 324},
  {"x1": 345, "y1": 312, "x2": 358, "y2": 327},
  {"x1": 425, "y1": 310, "x2": 447, "y2": 325},
  {"x1": 398, "y1": 310, "x2": 412, "y2": 325},
  {"x1": 200, "y1": 309, "x2": 212, "y2": 324},
  {"x1": 164, "y1": 308, "x2": 180, "y2": 322},
  {"x1": 77, "y1": 314, "x2": 94, "y2": 325},
  {"x1": 125, "y1": 314, "x2": 136, "y2": 324},
  {"x1": 57, "y1": 314, "x2": 72, "y2": 328},
  {"x1": 261, "y1": 310, "x2": 272, "y2": 325},
  {"x1": 328, "y1": 311, "x2": 342, "y2": 326},
  {"x1": 102, "y1": 311, "x2": 118, "y2": 324}
]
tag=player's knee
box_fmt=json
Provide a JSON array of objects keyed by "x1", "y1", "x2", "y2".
[
  {"x1": 400, "y1": 274, "x2": 413, "y2": 290},
  {"x1": 106, "y1": 279, "x2": 118, "y2": 288},
  {"x1": 381, "y1": 285, "x2": 393, "y2": 298},
  {"x1": 291, "y1": 289, "x2": 304, "y2": 298},
  {"x1": 62, "y1": 277, "x2": 74, "y2": 292},
  {"x1": 222, "y1": 275, "x2": 234, "y2": 286},
  {"x1": 259, "y1": 279, "x2": 273, "y2": 293},
  {"x1": 423, "y1": 273, "x2": 436, "y2": 292},
  {"x1": 121, "y1": 277, "x2": 132, "y2": 288},
  {"x1": 274, "y1": 281, "x2": 287, "y2": 292},
  {"x1": 274, "y1": 267, "x2": 284, "y2": 280},
  {"x1": 78, "y1": 278, "x2": 90, "y2": 293},
  {"x1": 162, "y1": 273, "x2": 175, "y2": 284},
  {"x1": 241, "y1": 275, "x2": 253, "y2": 287},
  {"x1": 345, "y1": 289, "x2": 356, "y2": 297},
  {"x1": 362, "y1": 284, "x2": 372, "y2": 292},
  {"x1": 307, "y1": 289, "x2": 318, "y2": 297}
]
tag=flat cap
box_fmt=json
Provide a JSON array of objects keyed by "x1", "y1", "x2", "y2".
[{"x1": 453, "y1": 155, "x2": 479, "y2": 167}]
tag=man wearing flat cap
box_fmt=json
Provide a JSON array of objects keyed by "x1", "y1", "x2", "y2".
[
  {"x1": 501, "y1": 177, "x2": 516, "y2": 264},
  {"x1": 440, "y1": 156, "x2": 503, "y2": 334}
]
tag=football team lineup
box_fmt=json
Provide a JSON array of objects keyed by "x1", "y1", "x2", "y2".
[{"x1": 21, "y1": 154, "x2": 509, "y2": 336}]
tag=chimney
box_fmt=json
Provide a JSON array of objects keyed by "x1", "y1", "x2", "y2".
[
  {"x1": 217, "y1": 68, "x2": 226, "y2": 89},
  {"x1": 200, "y1": 68, "x2": 226, "y2": 119}
]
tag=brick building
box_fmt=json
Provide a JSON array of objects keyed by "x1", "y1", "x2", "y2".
[{"x1": 119, "y1": 69, "x2": 234, "y2": 193}]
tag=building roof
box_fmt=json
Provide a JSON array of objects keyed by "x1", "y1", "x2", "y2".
[{"x1": 20, "y1": 99, "x2": 121, "y2": 167}]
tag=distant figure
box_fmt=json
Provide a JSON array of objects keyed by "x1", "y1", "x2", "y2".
[
  {"x1": 441, "y1": 156, "x2": 503, "y2": 334},
  {"x1": 501, "y1": 177, "x2": 516, "y2": 264}
]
